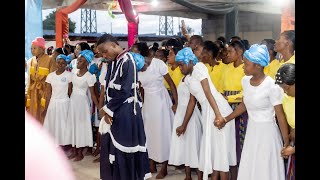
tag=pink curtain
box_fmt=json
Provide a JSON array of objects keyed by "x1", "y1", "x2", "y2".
[{"x1": 118, "y1": 0, "x2": 139, "y2": 47}]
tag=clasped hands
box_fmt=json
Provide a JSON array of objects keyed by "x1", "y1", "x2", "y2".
[{"x1": 214, "y1": 115, "x2": 227, "y2": 129}]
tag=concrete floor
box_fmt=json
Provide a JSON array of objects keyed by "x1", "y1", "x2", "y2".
[{"x1": 70, "y1": 155, "x2": 198, "y2": 180}]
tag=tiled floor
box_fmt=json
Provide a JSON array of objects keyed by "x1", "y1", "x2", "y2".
[{"x1": 70, "y1": 155, "x2": 198, "y2": 180}]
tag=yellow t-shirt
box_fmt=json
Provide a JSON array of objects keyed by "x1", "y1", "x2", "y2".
[
  {"x1": 282, "y1": 94, "x2": 295, "y2": 129},
  {"x1": 164, "y1": 64, "x2": 184, "y2": 90},
  {"x1": 204, "y1": 62, "x2": 226, "y2": 93},
  {"x1": 220, "y1": 63, "x2": 245, "y2": 103},
  {"x1": 280, "y1": 55, "x2": 295, "y2": 66},
  {"x1": 264, "y1": 59, "x2": 280, "y2": 79}
]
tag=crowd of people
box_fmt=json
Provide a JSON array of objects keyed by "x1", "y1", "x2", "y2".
[{"x1": 25, "y1": 28, "x2": 295, "y2": 180}]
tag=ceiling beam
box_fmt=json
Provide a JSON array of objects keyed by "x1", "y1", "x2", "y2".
[{"x1": 141, "y1": 11, "x2": 209, "y2": 19}]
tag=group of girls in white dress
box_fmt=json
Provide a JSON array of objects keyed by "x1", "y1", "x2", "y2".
[
  {"x1": 43, "y1": 49, "x2": 99, "y2": 161},
  {"x1": 136, "y1": 38, "x2": 290, "y2": 180},
  {"x1": 40, "y1": 33, "x2": 293, "y2": 180}
]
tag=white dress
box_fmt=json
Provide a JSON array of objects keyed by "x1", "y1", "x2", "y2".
[
  {"x1": 70, "y1": 59, "x2": 79, "y2": 74},
  {"x1": 186, "y1": 62, "x2": 236, "y2": 179},
  {"x1": 138, "y1": 58, "x2": 174, "y2": 163},
  {"x1": 168, "y1": 75, "x2": 202, "y2": 168},
  {"x1": 65, "y1": 71, "x2": 96, "y2": 148},
  {"x1": 43, "y1": 71, "x2": 72, "y2": 146},
  {"x1": 95, "y1": 62, "x2": 108, "y2": 128},
  {"x1": 237, "y1": 76, "x2": 285, "y2": 180},
  {"x1": 90, "y1": 58, "x2": 103, "y2": 128},
  {"x1": 99, "y1": 62, "x2": 108, "y2": 84}
]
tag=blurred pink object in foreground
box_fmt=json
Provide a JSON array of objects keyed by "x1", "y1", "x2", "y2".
[{"x1": 25, "y1": 112, "x2": 75, "y2": 180}]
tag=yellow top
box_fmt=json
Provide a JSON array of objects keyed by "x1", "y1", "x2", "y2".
[
  {"x1": 220, "y1": 63, "x2": 245, "y2": 103},
  {"x1": 282, "y1": 94, "x2": 295, "y2": 129},
  {"x1": 204, "y1": 62, "x2": 226, "y2": 93},
  {"x1": 164, "y1": 64, "x2": 184, "y2": 90},
  {"x1": 264, "y1": 59, "x2": 280, "y2": 79},
  {"x1": 280, "y1": 55, "x2": 295, "y2": 65}
]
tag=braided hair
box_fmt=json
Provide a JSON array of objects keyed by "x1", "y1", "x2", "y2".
[{"x1": 275, "y1": 63, "x2": 295, "y2": 85}]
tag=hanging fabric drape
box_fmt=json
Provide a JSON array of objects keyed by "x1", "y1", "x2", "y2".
[
  {"x1": 118, "y1": 0, "x2": 139, "y2": 48},
  {"x1": 55, "y1": 0, "x2": 87, "y2": 48},
  {"x1": 55, "y1": 0, "x2": 139, "y2": 48}
]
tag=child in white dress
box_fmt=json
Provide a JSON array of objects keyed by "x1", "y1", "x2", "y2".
[
  {"x1": 216, "y1": 44, "x2": 290, "y2": 180},
  {"x1": 176, "y1": 47, "x2": 236, "y2": 180},
  {"x1": 168, "y1": 48, "x2": 202, "y2": 180},
  {"x1": 43, "y1": 54, "x2": 72, "y2": 146},
  {"x1": 66, "y1": 50, "x2": 99, "y2": 161},
  {"x1": 135, "y1": 42, "x2": 179, "y2": 178}
]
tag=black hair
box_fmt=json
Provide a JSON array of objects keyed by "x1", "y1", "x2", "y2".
[
  {"x1": 64, "y1": 44, "x2": 71, "y2": 49},
  {"x1": 242, "y1": 40, "x2": 250, "y2": 50},
  {"x1": 275, "y1": 63, "x2": 295, "y2": 85},
  {"x1": 133, "y1": 42, "x2": 149, "y2": 57},
  {"x1": 262, "y1": 39, "x2": 277, "y2": 57},
  {"x1": 54, "y1": 47, "x2": 67, "y2": 56},
  {"x1": 217, "y1": 36, "x2": 226, "y2": 44},
  {"x1": 97, "y1": 33, "x2": 119, "y2": 46},
  {"x1": 229, "y1": 40, "x2": 245, "y2": 55},
  {"x1": 150, "y1": 42, "x2": 159, "y2": 53},
  {"x1": 161, "y1": 40, "x2": 167, "y2": 47},
  {"x1": 64, "y1": 44, "x2": 74, "y2": 54},
  {"x1": 175, "y1": 37, "x2": 185, "y2": 47},
  {"x1": 156, "y1": 49, "x2": 166, "y2": 57},
  {"x1": 166, "y1": 38, "x2": 183, "y2": 55},
  {"x1": 76, "y1": 42, "x2": 91, "y2": 51},
  {"x1": 281, "y1": 30, "x2": 295, "y2": 50},
  {"x1": 46, "y1": 46, "x2": 54, "y2": 55},
  {"x1": 203, "y1": 41, "x2": 220, "y2": 59},
  {"x1": 152, "y1": 42, "x2": 159, "y2": 49},
  {"x1": 179, "y1": 37, "x2": 188, "y2": 46},
  {"x1": 214, "y1": 40, "x2": 225, "y2": 49},
  {"x1": 230, "y1": 36, "x2": 241, "y2": 43},
  {"x1": 190, "y1": 35, "x2": 204, "y2": 46},
  {"x1": 91, "y1": 44, "x2": 95, "y2": 51},
  {"x1": 155, "y1": 49, "x2": 168, "y2": 62}
]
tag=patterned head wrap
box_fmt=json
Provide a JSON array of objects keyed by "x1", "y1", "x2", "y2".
[
  {"x1": 129, "y1": 52, "x2": 145, "y2": 71},
  {"x1": 243, "y1": 44, "x2": 270, "y2": 67},
  {"x1": 55, "y1": 54, "x2": 70, "y2": 62},
  {"x1": 175, "y1": 47, "x2": 198, "y2": 65},
  {"x1": 66, "y1": 54, "x2": 73, "y2": 63},
  {"x1": 79, "y1": 50, "x2": 94, "y2": 64}
]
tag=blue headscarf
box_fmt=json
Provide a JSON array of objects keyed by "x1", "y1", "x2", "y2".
[
  {"x1": 243, "y1": 44, "x2": 270, "y2": 67},
  {"x1": 56, "y1": 54, "x2": 68, "y2": 62},
  {"x1": 129, "y1": 52, "x2": 145, "y2": 71},
  {"x1": 175, "y1": 47, "x2": 198, "y2": 65},
  {"x1": 66, "y1": 54, "x2": 73, "y2": 63},
  {"x1": 79, "y1": 50, "x2": 94, "y2": 64}
]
